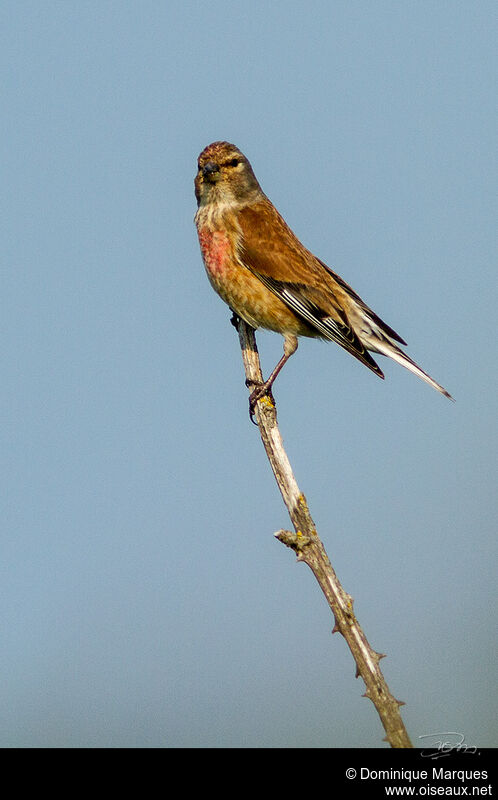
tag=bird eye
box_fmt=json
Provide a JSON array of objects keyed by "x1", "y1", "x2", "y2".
[{"x1": 228, "y1": 158, "x2": 239, "y2": 167}]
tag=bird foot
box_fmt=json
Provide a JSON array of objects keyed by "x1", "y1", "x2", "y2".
[{"x1": 246, "y1": 379, "x2": 276, "y2": 424}]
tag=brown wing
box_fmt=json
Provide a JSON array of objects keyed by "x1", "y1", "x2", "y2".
[
  {"x1": 237, "y1": 199, "x2": 386, "y2": 377},
  {"x1": 237, "y1": 199, "x2": 326, "y2": 285}
]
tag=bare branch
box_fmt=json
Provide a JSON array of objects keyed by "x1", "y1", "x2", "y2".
[{"x1": 235, "y1": 317, "x2": 412, "y2": 749}]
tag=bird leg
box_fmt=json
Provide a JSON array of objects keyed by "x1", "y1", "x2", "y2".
[{"x1": 247, "y1": 335, "x2": 298, "y2": 421}]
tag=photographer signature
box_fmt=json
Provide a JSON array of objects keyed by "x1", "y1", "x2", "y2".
[{"x1": 419, "y1": 731, "x2": 478, "y2": 759}]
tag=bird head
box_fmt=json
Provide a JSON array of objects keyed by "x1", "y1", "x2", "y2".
[{"x1": 195, "y1": 141, "x2": 261, "y2": 208}]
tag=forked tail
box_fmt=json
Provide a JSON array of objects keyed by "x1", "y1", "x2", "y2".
[{"x1": 373, "y1": 339, "x2": 453, "y2": 400}]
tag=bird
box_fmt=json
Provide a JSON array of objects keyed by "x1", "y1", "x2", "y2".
[{"x1": 194, "y1": 140, "x2": 452, "y2": 414}]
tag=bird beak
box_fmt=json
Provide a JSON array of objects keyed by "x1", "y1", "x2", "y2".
[{"x1": 202, "y1": 161, "x2": 221, "y2": 182}]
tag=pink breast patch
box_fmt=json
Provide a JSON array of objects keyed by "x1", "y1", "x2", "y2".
[{"x1": 197, "y1": 228, "x2": 231, "y2": 277}]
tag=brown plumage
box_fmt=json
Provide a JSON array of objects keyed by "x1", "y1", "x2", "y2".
[{"x1": 194, "y1": 141, "x2": 452, "y2": 409}]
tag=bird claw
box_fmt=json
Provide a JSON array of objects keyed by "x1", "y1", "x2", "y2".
[{"x1": 246, "y1": 379, "x2": 275, "y2": 424}]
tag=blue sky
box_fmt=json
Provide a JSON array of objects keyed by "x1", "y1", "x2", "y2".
[{"x1": 1, "y1": 0, "x2": 496, "y2": 747}]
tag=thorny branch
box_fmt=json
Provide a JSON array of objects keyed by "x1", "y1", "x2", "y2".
[{"x1": 234, "y1": 315, "x2": 412, "y2": 749}]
